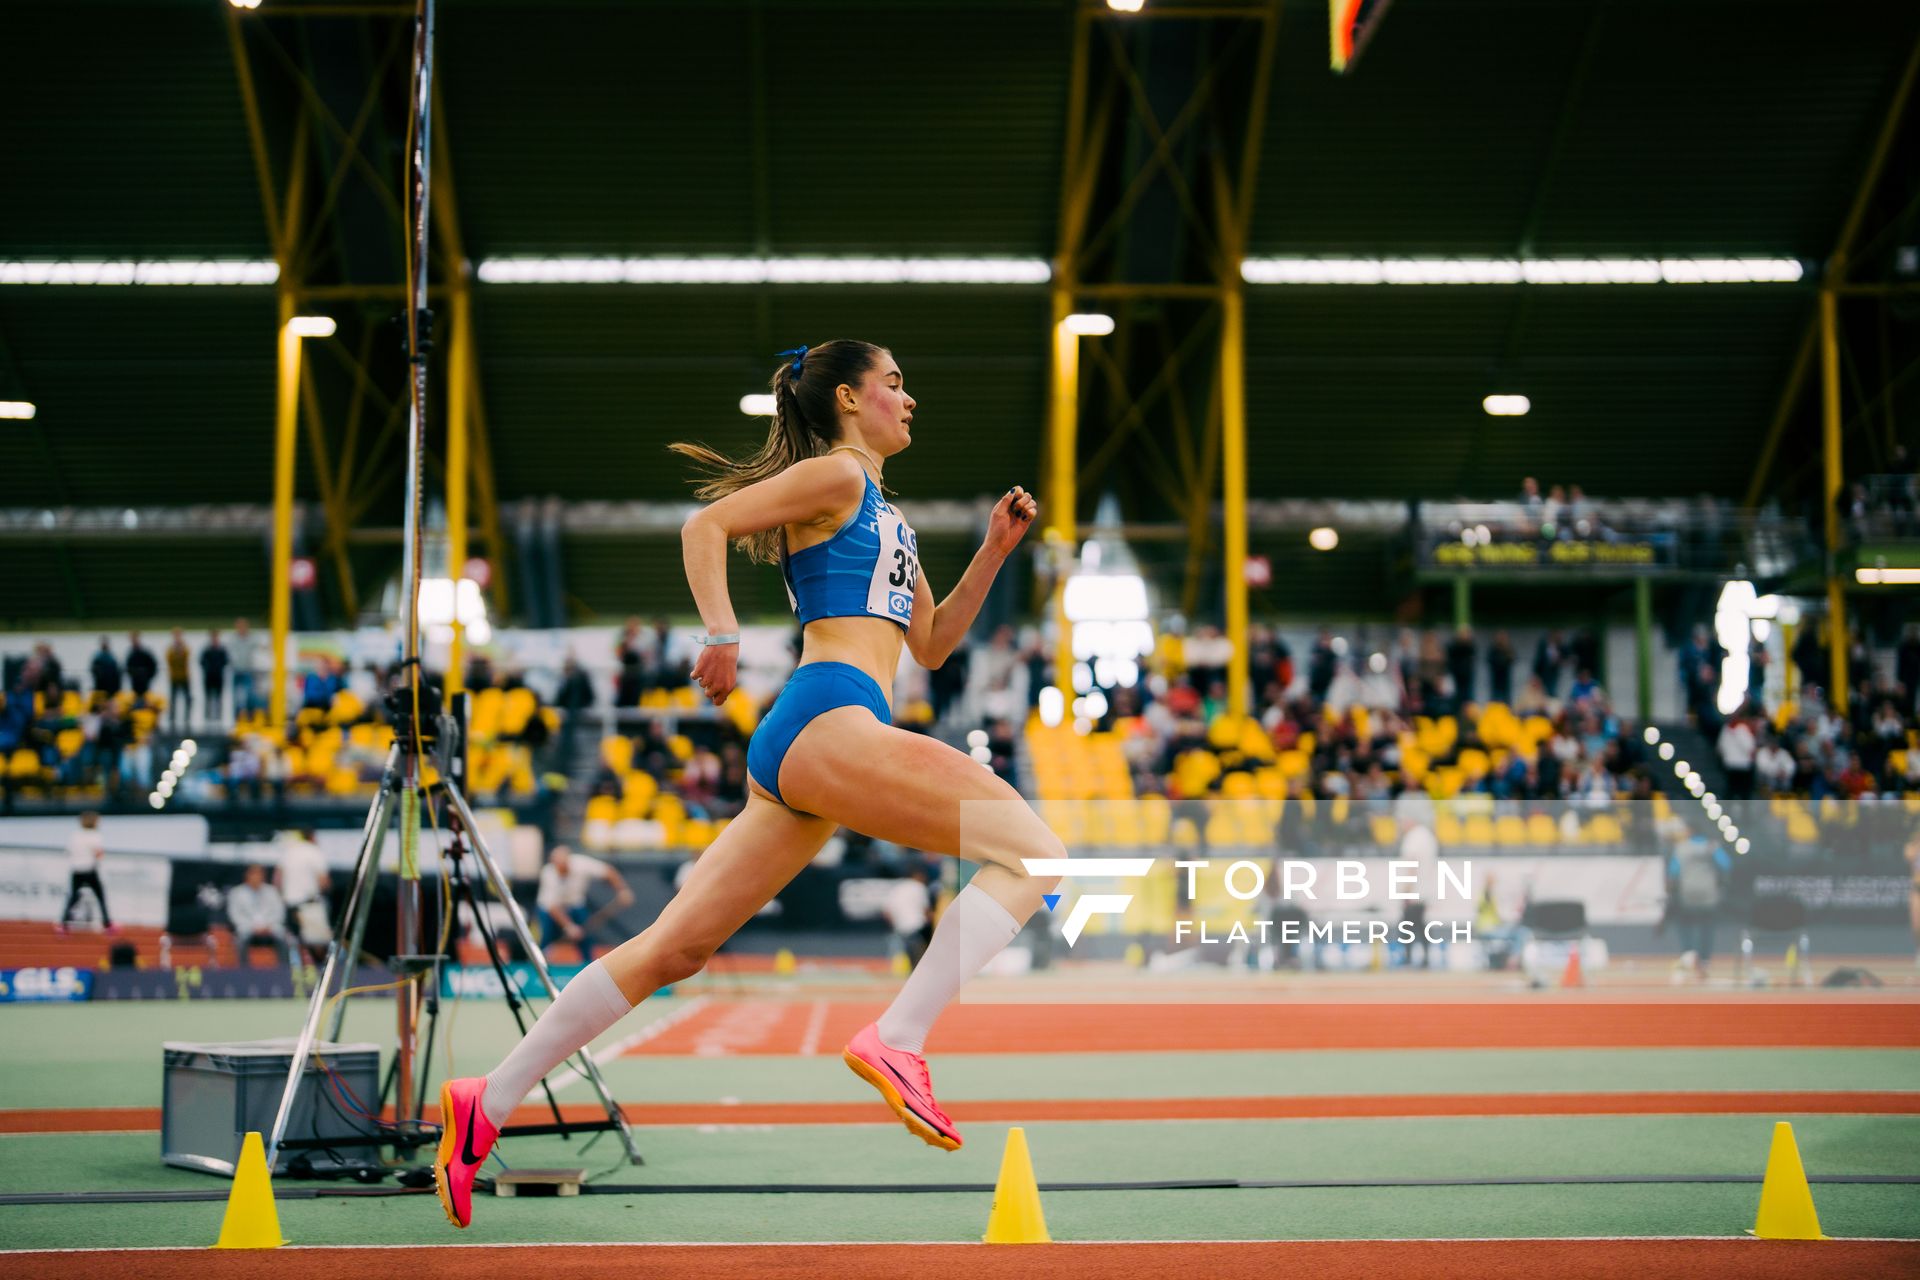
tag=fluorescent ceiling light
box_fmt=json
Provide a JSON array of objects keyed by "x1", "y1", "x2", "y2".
[
  {"x1": 288, "y1": 316, "x2": 336, "y2": 338},
  {"x1": 1855, "y1": 566, "x2": 1920, "y2": 585},
  {"x1": 0, "y1": 259, "x2": 279, "y2": 286},
  {"x1": 1240, "y1": 256, "x2": 1804, "y2": 286},
  {"x1": 1483, "y1": 394, "x2": 1530, "y2": 416},
  {"x1": 1063, "y1": 313, "x2": 1116, "y2": 336},
  {"x1": 1107, "y1": 0, "x2": 1145, "y2": 12},
  {"x1": 0, "y1": 402, "x2": 36, "y2": 420},
  {"x1": 476, "y1": 256, "x2": 1051, "y2": 286},
  {"x1": 1308, "y1": 526, "x2": 1339, "y2": 551},
  {"x1": 739, "y1": 394, "x2": 776, "y2": 416}
]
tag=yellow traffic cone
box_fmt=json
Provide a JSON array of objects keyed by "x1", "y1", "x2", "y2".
[
  {"x1": 1750, "y1": 1121, "x2": 1825, "y2": 1240},
  {"x1": 890, "y1": 950, "x2": 912, "y2": 977},
  {"x1": 773, "y1": 948, "x2": 797, "y2": 976},
  {"x1": 213, "y1": 1131, "x2": 287, "y2": 1249},
  {"x1": 983, "y1": 1126, "x2": 1051, "y2": 1243},
  {"x1": 1123, "y1": 942, "x2": 1145, "y2": 968}
]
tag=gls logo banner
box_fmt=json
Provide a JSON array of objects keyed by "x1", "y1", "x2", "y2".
[{"x1": 1018, "y1": 858, "x2": 1154, "y2": 945}]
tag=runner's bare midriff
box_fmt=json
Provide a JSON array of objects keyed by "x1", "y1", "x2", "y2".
[{"x1": 794, "y1": 615, "x2": 903, "y2": 710}]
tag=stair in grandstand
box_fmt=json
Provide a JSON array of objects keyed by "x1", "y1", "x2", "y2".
[
  {"x1": 1651, "y1": 720, "x2": 1730, "y2": 804},
  {"x1": 1012, "y1": 727, "x2": 1039, "y2": 799},
  {"x1": 554, "y1": 723, "x2": 605, "y2": 844}
]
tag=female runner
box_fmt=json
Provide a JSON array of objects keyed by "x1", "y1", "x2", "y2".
[{"x1": 435, "y1": 339, "x2": 1065, "y2": 1228}]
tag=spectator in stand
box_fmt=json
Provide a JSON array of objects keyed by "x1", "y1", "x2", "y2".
[
  {"x1": 275, "y1": 829, "x2": 333, "y2": 962},
  {"x1": 642, "y1": 616, "x2": 690, "y2": 692},
  {"x1": 199, "y1": 630, "x2": 229, "y2": 726},
  {"x1": 966, "y1": 625, "x2": 1029, "y2": 726},
  {"x1": 1307, "y1": 629, "x2": 1338, "y2": 704},
  {"x1": 225, "y1": 864, "x2": 288, "y2": 960},
  {"x1": 1792, "y1": 625, "x2": 1827, "y2": 699},
  {"x1": 121, "y1": 733, "x2": 154, "y2": 795},
  {"x1": 1517, "y1": 476, "x2": 1544, "y2": 533},
  {"x1": 1416, "y1": 631, "x2": 1448, "y2": 713},
  {"x1": 30, "y1": 643, "x2": 63, "y2": 700},
  {"x1": 90, "y1": 637, "x2": 122, "y2": 700},
  {"x1": 1446, "y1": 627, "x2": 1477, "y2": 707},
  {"x1": 302, "y1": 658, "x2": 345, "y2": 713},
  {"x1": 1897, "y1": 625, "x2": 1920, "y2": 716},
  {"x1": 57, "y1": 811, "x2": 116, "y2": 934},
  {"x1": 1532, "y1": 630, "x2": 1568, "y2": 698},
  {"x1": 1718, "y1": 712, "x2": 1758, "y2": 800},
  {"x1": 535, "y1": 845, "x2": 634, "y2": 960},
  {"x1": 165, "y1": 629, "x2": 192, "y2": 731},
  {"x1": 555, "y1": 654, "x2": 596, "y2": 731},
  {"x1": 124, "y1": 631, "x2": 157, "y2": 702},
  {"x1": 1570, "y1": 629, "x2": 1600, "y2": 683},
  {"x1": 1754, "y1": 732, "x2": 1796, "y2": 795},
  {"x1": 1568, "y1": 667, "x2": 1602, "y2": 705},
  {"x1": 928, "y1": 642, "x2": 968, "y2": 724},
  {"x1": 1677, "y1": 625, "x2": 1724, "y2": 727},
  {"x1": 616, "y1": 617, "x2": 645, "y2": 666},
  {"x1": 1487, "y1": 631, "x2": 1515, "y2": 705},
  {"x1": 613, "y1": 650, "x2": 645, "y2": 708},
  {"x1": 229, "y1": 618, "x2": 259, "y2": 717},
  {"x1": 1185, "y1": 625, "x2": 1232, "y2": 694}
]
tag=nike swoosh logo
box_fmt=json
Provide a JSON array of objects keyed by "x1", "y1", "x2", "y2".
[
  {"x1": 460, "y1": 1098, "x2": 485, "y2": 1167},
  {"x1": 880, "y1": 1058, "x2": 931, "y2": 1110}
]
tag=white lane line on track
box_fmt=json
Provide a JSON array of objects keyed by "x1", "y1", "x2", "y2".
[
  {"x1": 798, "y1": 998, "x2": 830, "y2": 1056},
  {"x1": 546, "y1": 994, "x2": 711, "y2": 1093}
]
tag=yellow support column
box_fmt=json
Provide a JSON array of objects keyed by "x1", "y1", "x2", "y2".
[
  {"x1": 1048, "y1": 293, "x2": 1079, "y2": 708},
  {"x1": 446, "y1": 288, "x2": 472, "y2": 696},
  {"x1": 1819, "y1": 288, "x2": 1847, "y2": 713},
  {"x1": 1220, "y1": 287, "x2": 1250, "y2": 715},
  {"x1": 269, "y1": 300, "x2": 301, "y2": 731}
]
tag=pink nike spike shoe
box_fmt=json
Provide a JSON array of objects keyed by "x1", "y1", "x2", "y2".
[
  {"x1": 843, "y1": 1022, "x2": 962, "y2": 1151},
  {"x1": 434, "y1": 1077, "x2": 501, "y2": 1228}
]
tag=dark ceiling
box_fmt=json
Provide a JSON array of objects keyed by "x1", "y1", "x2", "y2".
[{"x1": 2, "y1": 0, "x2": 1916, "y2": 624}]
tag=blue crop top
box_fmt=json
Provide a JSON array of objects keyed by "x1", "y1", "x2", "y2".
[{"x1": 781, "y1": 473, "x2": 919, "y2": 630}]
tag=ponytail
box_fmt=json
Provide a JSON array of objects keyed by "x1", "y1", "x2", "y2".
[{"x1": 669, "y1": 338, "x2": 885, "y2": 564}]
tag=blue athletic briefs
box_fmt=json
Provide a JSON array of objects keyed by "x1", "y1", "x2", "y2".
[{"x1": 746, "y1": 662, "x2": 892, "y2": 805}]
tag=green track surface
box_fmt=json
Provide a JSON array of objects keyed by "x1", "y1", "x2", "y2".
[{"x1": 2, "y1": 999, "x2": 1918, "y2": 1248}]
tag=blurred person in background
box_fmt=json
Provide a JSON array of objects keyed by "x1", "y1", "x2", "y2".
[
  {"x1": 199, "y1": 630, "x2": 229, "y2": 727},
  {"x1": 90, "y1": 636, "x2": 121, "y2": 700},
  {"x1": 1446, "y1": 626, "x2": 1477, "y2": 707},
  {"x1": 228, "y1": 618, "x2": 259, "y2": 718},
  {"x1": 275, "y1": 829, "x2": 332, "y2": 963},
  {"x1": 535, "y1": 844, "x2": 634, "y2": 959},
  {"x1": 164, "y1": 629, "x2": 191, "y2": 731},
  {"x1": 1754, "y1": 731, "x2": 1796, "y2": 796},
  {"x1": 225, "y1": 864, "x2": 288, "y2": 962},
  {"x1": 57, "y1": 811, "x2": 115, "y2": 935},
  {"x1": 1718, "y1": 712, "x2": 1758, "y2": 800},
  {"x1": 1532, "y1": 629, "x2": 1568, "y2": 699},
  {"x1": 124, "y1": 631, "x2": 157, "y2": 704},
  {"x1": 885, "y1": 861, "x2": 935, "y2": 969},
  {"x1": 1678, "y1": 624, "x2": 1724, "y2": 728},
  {"x1": 1665, "y1": 822, "x2": 1729, "y2": 980},
  {"x1": 1486, "y1": 631, "x2": 1515, "y2": 705}
]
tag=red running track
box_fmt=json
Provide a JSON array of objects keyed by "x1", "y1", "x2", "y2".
[{"x1": 626, "y1": 999, "x2": 1920, "y2": 1056}]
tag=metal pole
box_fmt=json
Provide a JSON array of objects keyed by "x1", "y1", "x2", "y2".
[
  {"x1": 446, "y1": 288, "x2": 471, "y2": 696},
  {"x1": 1220, "y1": 287, "x2": 1250, "y2": 715},
  {"x1": 1634, "y1": 576, "x2": 1653, "y2": 723},
  {"x1": 441, "y1": 784, "x2": 643, "y2": 1163},
  {"x1": 269, "y1": 752, "x2": 398, "y2": 1167},
  {"x1": 1819, "y1": 288, "x2": 1848, "y2": 712},
  {"x1": 1047, "y1": 299, "x2": 1079, "y2": 707},
  {"x1": 269, "y1": 305, "x2": 300, "y2": 731},
  {"x1": 1452, "y1": 576, "x2": 1472, "y2": 632},
  {"x1": 392, "y1": 0, "x2": 437, "y2": 1130}
]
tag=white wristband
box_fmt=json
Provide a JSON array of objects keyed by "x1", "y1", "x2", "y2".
[{"x1": 698, "y1": 633, "x2": 740, "y2": 647}]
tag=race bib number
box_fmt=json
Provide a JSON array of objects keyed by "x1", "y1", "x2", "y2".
[{"x1": 869, "y1": 509, "x2": 919, "y2": 622}]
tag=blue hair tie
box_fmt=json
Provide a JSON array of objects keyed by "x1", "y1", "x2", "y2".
[{"x1": 776, "y1": 345, "x2": 809, "y2": 378}]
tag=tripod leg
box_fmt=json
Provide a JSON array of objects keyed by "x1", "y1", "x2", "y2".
[
  {"x1": 268, "y1": 760, "x2": 399, "y2": 1168},
  {"x1": 325, "y1": 750, "x2": 402, "y2": 1043},
  {"x1": 441, "y1": 784, "x2": 644, "y2": 1164}
]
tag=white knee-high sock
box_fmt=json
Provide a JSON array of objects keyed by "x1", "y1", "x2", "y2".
[
  {"x1": 875, "y1": 881, "x2": 1022, "y2": 1055},
  {"x1": 479, "y1": 959, "x2": 633, "y2": 1128}
]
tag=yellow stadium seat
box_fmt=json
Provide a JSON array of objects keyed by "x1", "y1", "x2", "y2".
[
  {"x1": 501, "y1": 688, "x2": 537, "y2": 736},
  {"x1": 601, "y1": 736, "x2": 633, "y2": 776},
  {"x1": 1276, "y1": 750, "x2": 1310, "y2": 780},
  {"x1": 55, "y1": 729, "x2": 84, "y2": 758},
  {"x1": 470, "y1": 688, "x2": 503, "y2": 737},
  {"x1": 1463, "y1": 814, "x2": 1494, "y2": 845},
  {"x1": 1140, "y1": 795, "x2": 1172, "y2": 843},
  {"x1": 8, "y1": 748, "x2": 42, "y2": 780},
  {"x1": 1586, "y1": 813, "x2": 1624, "y2": 844},
  {"x1": 681, "y1": 819, "x2": 715, "y2": 848},
  {"x1": 1220, "y1": 771, "x2": 1257, "y2": 799},
  {"x1": 1370, "y1": 814, "x2": 1399, "y2": 846},
  {"x1": 667, "y1": 734, "x2": 694, "y2": 763},
  {"x1": 1495, "y1": 814, "x2": 1526, "y2": 846},
  {"x1": 1786, "y1": 809, "x2": 1818, "y2": 844},
  {"x1": 1527, "y1": 812, "x2": 1558, "y2": 846},
  {"x1": 1433, "y1": 811, "x2": 1463, "y2": 846},
  {"x1": 585, "y1": 795, "x2": 619, "y2": 825}
]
